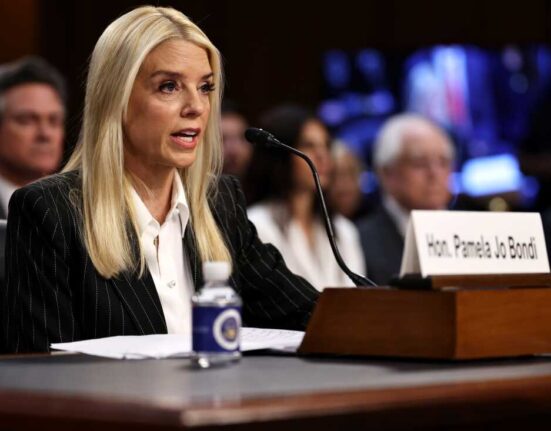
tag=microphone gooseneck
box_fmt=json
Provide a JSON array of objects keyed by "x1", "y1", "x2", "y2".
[{"x1": 245, "y1": 127, "x2": 377, "y2": 287}]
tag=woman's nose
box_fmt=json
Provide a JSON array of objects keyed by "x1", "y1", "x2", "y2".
[{"x1": 180, "y1": 91, "x2": 206, "y2": 117}]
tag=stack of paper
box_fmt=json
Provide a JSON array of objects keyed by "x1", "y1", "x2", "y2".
[{"x1": 50, "y1": 327, "x2": 304, "y2": 359}]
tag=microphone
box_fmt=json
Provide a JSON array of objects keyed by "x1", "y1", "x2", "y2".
[{"x1": 245, "y1": 127, "x2": 377, "y2": 287}]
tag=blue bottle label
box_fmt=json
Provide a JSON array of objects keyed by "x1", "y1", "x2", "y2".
[{"x1": 192, "y1": 306, "x2": 241, "y2": 353}]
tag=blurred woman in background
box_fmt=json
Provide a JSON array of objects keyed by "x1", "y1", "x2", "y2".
[
  {"x1": 244, "y1": 105, "x2": 365, "y2": 290},
  {"x1": 329, "y1": 141, "x2": 374, "y2": 222}
]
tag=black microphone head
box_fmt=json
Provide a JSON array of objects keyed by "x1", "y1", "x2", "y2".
[{"x1": 245, "y1": 127, "x2": 274, "y2": 146}]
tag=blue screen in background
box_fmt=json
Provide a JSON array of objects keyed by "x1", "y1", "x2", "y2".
[{"x1": 320, "y1": 45, "x2": 551, "y2": 207}]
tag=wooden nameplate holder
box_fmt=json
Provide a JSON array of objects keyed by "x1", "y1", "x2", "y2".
[{"x1": 298, "y1": 273, "x2": 551, "y2": 360}]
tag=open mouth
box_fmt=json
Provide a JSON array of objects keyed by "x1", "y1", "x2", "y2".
[
  {"x1": 171, "y1": 129, "x2": 199, "y2": 142},
  {"x1": 170, "y1": 128, "x2": 201, "y2": 149}
]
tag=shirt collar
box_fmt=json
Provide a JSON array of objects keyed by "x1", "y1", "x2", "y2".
[
  {"x1": 131, "y1": 171, "x2": 189, "y2": 238},
  {"x1": 382, "y1": 194, "x2": 410, "y2": 238}
]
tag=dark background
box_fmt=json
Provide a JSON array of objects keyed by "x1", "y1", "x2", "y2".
[{"x1": 2, "y1": 0, "x2": 551, "y2": 148}]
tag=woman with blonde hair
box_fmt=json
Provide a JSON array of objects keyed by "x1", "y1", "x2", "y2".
[{"x1": 1, "y1": 6, "x2": 318, "y2": 353}]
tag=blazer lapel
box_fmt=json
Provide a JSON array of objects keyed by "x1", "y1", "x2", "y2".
[
  {"x1": 183, "y1": 223, "x2": 203, "y2": 291},
  {"x1": 108, "y1": 223, "x2": 202, "y2": 335},
  {"x1": 109, "y1": 229, "x2": 168, "y2": 334},
  {"x1": 111, "y1": 268, "x2": 168, "y2": 334}
]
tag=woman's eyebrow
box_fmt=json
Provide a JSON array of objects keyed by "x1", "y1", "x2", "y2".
[
  {"x1": 150, "y1": 70, "x2": 181, "y2": 79},
  {"x1": 149, "y1": 70, "x2": 214, "y2": 80}
]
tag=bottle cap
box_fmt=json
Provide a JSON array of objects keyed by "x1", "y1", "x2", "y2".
[{"x1": 203, "y1": 261, "x2": 231, "y2": 282}]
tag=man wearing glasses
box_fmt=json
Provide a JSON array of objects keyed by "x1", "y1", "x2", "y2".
[{"x1": 357, "y1": 114, "x2": 454, "y2": 285}]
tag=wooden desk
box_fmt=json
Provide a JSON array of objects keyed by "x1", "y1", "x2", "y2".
[{"x1": 1, "y1": 353, "x2": 551, "y2": 430}]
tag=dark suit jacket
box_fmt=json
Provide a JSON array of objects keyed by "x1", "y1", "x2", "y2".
[
  {"x1": 1, "y1": 171, "x2": 319, "y2": 353},
  {"x1": 356, "y1": 206, "x2": 404, "y2": 286}
]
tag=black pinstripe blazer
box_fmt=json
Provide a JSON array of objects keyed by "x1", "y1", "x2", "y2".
[{"x1": 1, "y1": 171, "x2": 319, "y2": 353}]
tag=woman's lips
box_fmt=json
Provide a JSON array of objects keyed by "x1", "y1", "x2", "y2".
[{"x1": 170, "y1": 131, "x2": 200, "y2": 149}]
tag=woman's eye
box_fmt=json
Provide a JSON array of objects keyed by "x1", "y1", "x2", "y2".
[
  {"x1": 200, "y1": 82, "x2": 216, "y2": 94},
  {"x1": 159, "y1": 81, "x2": 178, "y2": 93}
]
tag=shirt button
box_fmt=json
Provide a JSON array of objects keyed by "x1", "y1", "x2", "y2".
[{"x1": 167, "y1": 280, "x2": 176, "y2": 288}]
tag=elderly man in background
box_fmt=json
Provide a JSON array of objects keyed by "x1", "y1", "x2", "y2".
[
  {"x1": 0, "y1": 56, "x2": 65, "y2": 218},
  {"x1": 357, "y1": 113, "x2": 454, "y2": 285}
]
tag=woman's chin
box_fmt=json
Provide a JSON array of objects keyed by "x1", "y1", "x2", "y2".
[{"x1": 171, "y1": 154, "x2": 197, "y2": 170}]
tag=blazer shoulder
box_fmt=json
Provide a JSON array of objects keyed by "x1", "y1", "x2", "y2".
[
  {"x1": 210, "y1": 175, "x2": 246, "y2": 210},
  {"x1": 214, "y1": 174, "x2": 239, "y2": 195},
  {"x1": 208, "y1": 175, "x2": 252, "y2": 253},
  {"x1": 13, "y1": 171, "x2": 80, "y2": 197},
  {"x1": 9, "y1": 170, "x2": 82, "y2": 216}
]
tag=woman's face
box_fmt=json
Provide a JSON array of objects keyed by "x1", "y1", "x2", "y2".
[
  {"x1": 292, "y1": 119, "x2": 333, "y2": 192},
  {"x1": 124, "y1": 39, "x2": 214, "y2": 175}
]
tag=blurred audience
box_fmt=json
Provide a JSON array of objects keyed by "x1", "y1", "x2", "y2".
[
  {"x1": 519, "y1": 89, "x2": 551, "y2": 212},
  {"x1": 221, "y1": 100, "x2": 252, "y2": 180},
  {"x1": 357, "y1": 113, "x2": 454, "y2": 285},
  {"x1": 244, "y1": 104, "x2": 365, "y2": 290},
  {"x1": 329, "y1": 141, "x2": 374, "y2": 221},
  {"x1": 520, "y1": 90, "x2": 551, "y2": 264},
  {"x1": 0, "y1": 56, "x2": 65, "y2": 217}
]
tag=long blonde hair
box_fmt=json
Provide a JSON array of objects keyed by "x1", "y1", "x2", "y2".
[{"x1": 64, "y1": 6, "x2": 231, "y2": 278}]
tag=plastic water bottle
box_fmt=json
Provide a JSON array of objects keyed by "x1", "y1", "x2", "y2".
[{"x1": 191, "y1": 261, "x2": 242, "y2": 368}]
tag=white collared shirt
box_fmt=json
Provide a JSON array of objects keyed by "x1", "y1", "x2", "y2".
[
  {"x1": 0, "y1": 174, "x2": 18, "y2": 217},
  {"x1": 382, "y1": 195, "x2": 410, "y2": 238},
  {"x1": 131, "y1": 172, "x2": 194, "y2": 335},
  {"x1": 247, "y1": 202, "x2": 366, "y2": 291}
]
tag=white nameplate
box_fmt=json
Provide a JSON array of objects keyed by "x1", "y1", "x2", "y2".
[{"x1": 400, "y1": 211, "x2": 550, "y2": 277}]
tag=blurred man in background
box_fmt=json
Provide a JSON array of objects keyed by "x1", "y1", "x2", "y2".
[
  {"x1": 0, "y1": 56, "x2": 65, "y2": 217},
  {"x1": 357, "y1": 113, "x2": 454, "y2": 285}
]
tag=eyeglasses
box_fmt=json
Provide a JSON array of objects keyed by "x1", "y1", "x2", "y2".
[{"x1": 399, "y1": 155, "x2": 452, "y2": 171}]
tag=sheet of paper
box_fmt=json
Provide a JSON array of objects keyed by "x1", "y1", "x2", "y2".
[
  {"x1": 50, "y1": 327, "x2": 304, "y2": 359},
  {"x1": 240, "y1": 327, "x2": 304, "y2": 352},
  {"x1": 51, "y1": 334, "x2": 191, "y2": 359}
]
